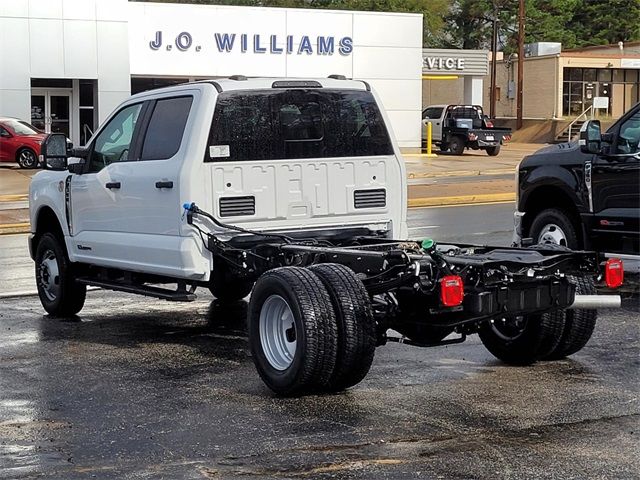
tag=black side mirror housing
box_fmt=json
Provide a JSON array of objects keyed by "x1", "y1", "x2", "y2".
[
  {"x1": 579, "y1": 120, "x2": 602, "y2": 154},
  {"x1": 41, "y1": 133, "x2": 69, "y2": 171}
]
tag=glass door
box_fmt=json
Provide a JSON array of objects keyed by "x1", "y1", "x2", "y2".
[
  {"x1": 30, "y1": 93, "x2": 46, "y2": 132},
  {"x1": 30, "y1": 89, "x2": 72, "y2": 137},
  {"x1": 49, "y1": 94, "x2": 71, "y2": 138}
]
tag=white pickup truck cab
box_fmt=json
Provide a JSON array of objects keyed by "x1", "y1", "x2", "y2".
[
  {"x1": 30, "y1": 77, "x2": 620, "y2": 396},
  {"x1": 30, "y1": 77, "x2": 406, "y2": 297}
]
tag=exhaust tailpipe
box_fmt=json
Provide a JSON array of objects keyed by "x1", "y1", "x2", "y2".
[{"x1": 569, "y1": 295, "x2": 621, "y2": 309}]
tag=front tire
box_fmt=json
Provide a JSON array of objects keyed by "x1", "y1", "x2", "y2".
[
  {"x1": 248, "y1": 267, "x2": 338, "y2": 396},
  {"x1": 479, "y1": 310, "x2": 565, "y2": 365},
  {"x1": 35, "y1": 233, "x2": 86, "y2": 316},
  {"x1": 529, "y1": 208, "x2": 580, "y2": 250},
  {"x1": 308, "y1": 264, "x2": 376, "y2": 392},
  {"x1": 17, "y1": 148, "x2": 38, "y2": 169}
]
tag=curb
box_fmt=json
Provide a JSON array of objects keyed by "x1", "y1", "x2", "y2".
[
  {"x1": 408, "y1": 192, "x2": 515, "y2": 208},
  {"x1": 407, "y1": 168, "x2": 514, "y2": 180},
  {"x1": 0, "y1": 222, "x2": 30, "y2": 235},
  {"x1": 0, "y1": 194, "x2": 28, "y2": 202}
]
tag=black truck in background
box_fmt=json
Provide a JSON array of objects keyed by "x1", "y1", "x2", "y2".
[
  {"x1": 514, "y1": 103, "x2": 640, "y2": 271},
  {"x1": 422, "y1": 104, "x2": 512, "y2": 156}
]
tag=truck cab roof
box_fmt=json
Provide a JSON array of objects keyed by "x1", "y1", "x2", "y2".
[{"x1": 129, "y1": 76, "x2": 370, "y2": 101}]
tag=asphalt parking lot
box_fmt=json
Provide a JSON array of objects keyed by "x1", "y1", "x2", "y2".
[{"x1": 1, "y1": 289, "x2": 638, "y2": 479}]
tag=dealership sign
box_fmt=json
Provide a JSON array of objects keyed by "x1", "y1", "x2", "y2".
[
  {"x1": 148, "y1": 31, "x2": 353, "y2": 56},
  {"x1": 423, "y1": 57, "x2": 465, "y2": 71}
]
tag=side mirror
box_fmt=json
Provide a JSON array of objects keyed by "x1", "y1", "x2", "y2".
[
  {"x1": 579, "y1": 120, "x2": 602, "y2": 154},
  {"x1": 41, "y1": 133, "x2": 68, "y2": 171},
  {"x1": 0, "y1": 130, "x2": 12, "y2": 138}
]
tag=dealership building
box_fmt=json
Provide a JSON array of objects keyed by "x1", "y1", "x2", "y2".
[
  {"x1": 2, "y1": 0, "x2": 637, "y2": 149},
  {"x1": 0, "y1": 0, "x2": 427, "y2": 148}
]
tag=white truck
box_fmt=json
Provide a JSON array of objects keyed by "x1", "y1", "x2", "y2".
[{"x1": 30, "y1": 77, "x2": 622, "y2": 395}]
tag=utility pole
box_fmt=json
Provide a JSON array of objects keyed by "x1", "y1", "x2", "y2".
[
  {"x1": 516, "y1": 0, "x2": 525, "y2": 129},
  {"x1": 489, "y1": 12, "x2": 498, "y2": 118}
]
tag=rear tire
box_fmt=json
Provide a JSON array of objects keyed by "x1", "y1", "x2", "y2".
[
  {"x1": 449, "y1": 136, "x2": 465, "y2": 155},
  {"x1": 208, "y1": 262, "x2": 254, "y2": 302},
  {"x1": 486, "y1": 145, "x2": 501, "y2": 156},
  {"x1": 543, "y1": 275, "x2": 597, "y2": 360},
  {"x1": 479, "y1": 310, "x2": 565, "y2": 365},
  {"x1": 248, "y1": 267, "x2": 338, "y2": 396},
  {"x1": 308, "y1": 264, "x2": 376, "y2": 392},
  {"x1": 35, "y1": 233, "x2": 86, "y2": 316},
  {"x1": 438, "y1": 143, "x2": 449, "y2": 153}
]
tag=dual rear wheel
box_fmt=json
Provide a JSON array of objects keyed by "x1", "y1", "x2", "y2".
[
  {"x1": 248, "y1": 264, "x2": 376, "y2": 396},
  {"x1": 478, "y1": 275, "x2": 597, "y2": 364}
]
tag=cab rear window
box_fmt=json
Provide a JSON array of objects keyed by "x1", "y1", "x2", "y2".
[{"x1": 206, "y1": 89, "x2": 393, "y2": 162}]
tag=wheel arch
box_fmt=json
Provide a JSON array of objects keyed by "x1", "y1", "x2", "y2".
[{"x1": 32, "y1": 206, "x2": 66, "y2": 258}]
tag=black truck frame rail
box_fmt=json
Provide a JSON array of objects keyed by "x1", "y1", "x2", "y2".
[{"x1": 183, "y1": 203, "x2": 600, "y2": 347}]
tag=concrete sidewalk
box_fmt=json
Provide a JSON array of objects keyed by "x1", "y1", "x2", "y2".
[{"x1": 0, "y1": 143, "x2": 539, "y2": 234}]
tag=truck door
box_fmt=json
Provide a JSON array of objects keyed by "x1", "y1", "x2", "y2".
[
  {"x1": 70, "y1": 95, "x2": 195, "y2": 277},
  {"x1": 590, "y1": 108, "x2": 640, "y2": 254},
  {"x1": 421, "y1": 107, "x2": 444, "y2": 142}
]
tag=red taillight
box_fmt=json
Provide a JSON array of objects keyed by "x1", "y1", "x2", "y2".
[
  {"x1": 605, "y1": 258, "x2": 624, "y2": 288},
  {"x1": 485, "y1": 120, "x2": 494, "y2": 128},
  {"x1": 440, "y1": 275, "x2": 464, "y2": 307}
]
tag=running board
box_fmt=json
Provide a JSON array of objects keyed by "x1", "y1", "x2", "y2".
[{"x1": 76, "y1": 278, "x2": 197, "y2": 302}]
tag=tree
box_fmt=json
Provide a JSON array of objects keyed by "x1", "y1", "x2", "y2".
[{"x1": 442, "y1": 0, "x2": 640, "y2": 52}]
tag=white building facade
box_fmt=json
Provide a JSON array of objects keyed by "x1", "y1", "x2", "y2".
[{"x1": 0, "y1": 0, "x2": 423, "y2": 148}]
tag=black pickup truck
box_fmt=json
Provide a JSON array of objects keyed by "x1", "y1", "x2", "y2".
[
  {"x1": 514, "y1": 103, "x2": 640, "y2": 272},
  {"x1": 422, "y1": 104, "x2": 512, "y2": 156}
]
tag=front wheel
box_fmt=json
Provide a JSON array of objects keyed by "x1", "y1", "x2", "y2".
[
  {"x1": 248, "y1": 267, "x2": 338, "y2": 396},
  {"x1": 529, "y1": 208, "x2": 580, "y2": 250},
  {"x1": 35, "y1": 233, "x2": 86, "y2": 316}
]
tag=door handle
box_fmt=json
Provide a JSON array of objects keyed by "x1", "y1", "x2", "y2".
[
  {"x1": 155, "y1": 181, "x2": 173, "y2": 189},
  {"x1": 105, "y1": 182, "x2": 121, "y2": 189}
]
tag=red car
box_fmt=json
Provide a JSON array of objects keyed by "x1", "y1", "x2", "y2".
[{"x1": 0, "y1": 117, "x2": 46, "y2": 169}]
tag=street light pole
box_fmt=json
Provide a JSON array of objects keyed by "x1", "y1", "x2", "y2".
[{"x1": 516, "y1": 0, "x2": 525, "y2": 129}]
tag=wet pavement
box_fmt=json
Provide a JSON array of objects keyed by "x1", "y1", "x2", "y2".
[{"x1": 0, "y1": 289, "x2": 638, "y2": 479}]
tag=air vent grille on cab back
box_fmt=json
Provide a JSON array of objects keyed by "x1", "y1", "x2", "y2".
[
  {"x1": 354, "y1": 189, "x2": 386, "y2": 209},
  {"x1": 219, "y1": 196, "x2": 256, "y2": 217}
]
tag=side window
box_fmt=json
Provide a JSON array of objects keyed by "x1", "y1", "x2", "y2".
[
  {"x1": 141, "y1": 96, "x2": 193, "y2": 160},
  {"x1": 0, "y1": 126, "x2": 11, "y2": 138},
  {"x1": 88, "y1": 103, "x2": 142, "y2": 173},
  {"x1": 423, "y1": 108, "x2": 442, "y2": 120},
  {"x1": 615, "y1": 110, "x2": 640, "y2": 155}
]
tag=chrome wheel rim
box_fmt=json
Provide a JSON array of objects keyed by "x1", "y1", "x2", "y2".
[
  {"x1": 19, "y1": 150, "x2": 36, "y2": 168},
  {"x1": 37, "y1": 249, "x2": 60, "y2": 302},
  {"x1": 491, "y1": 316, "x2": 527, "y2": 341},
  {"x1": 259, "y1": 295, "x2": 297, "y2": 371},
  {"x1": 538, "y1": 223, "x2": 567, "y2": 246}
]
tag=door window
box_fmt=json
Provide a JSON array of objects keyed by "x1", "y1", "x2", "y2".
[
  {"x1": 141, "y1": 96, "x2": 193, "y2": 160},
  {"x1": 88, "y1": 103, "x2": 142, "y2": 173},
  {"x1": 614, "y1": 110, "x2": 640, "y2": 155},
  {"x1": 422, "y1": 107, "x2": 443, "y2": 120}
]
